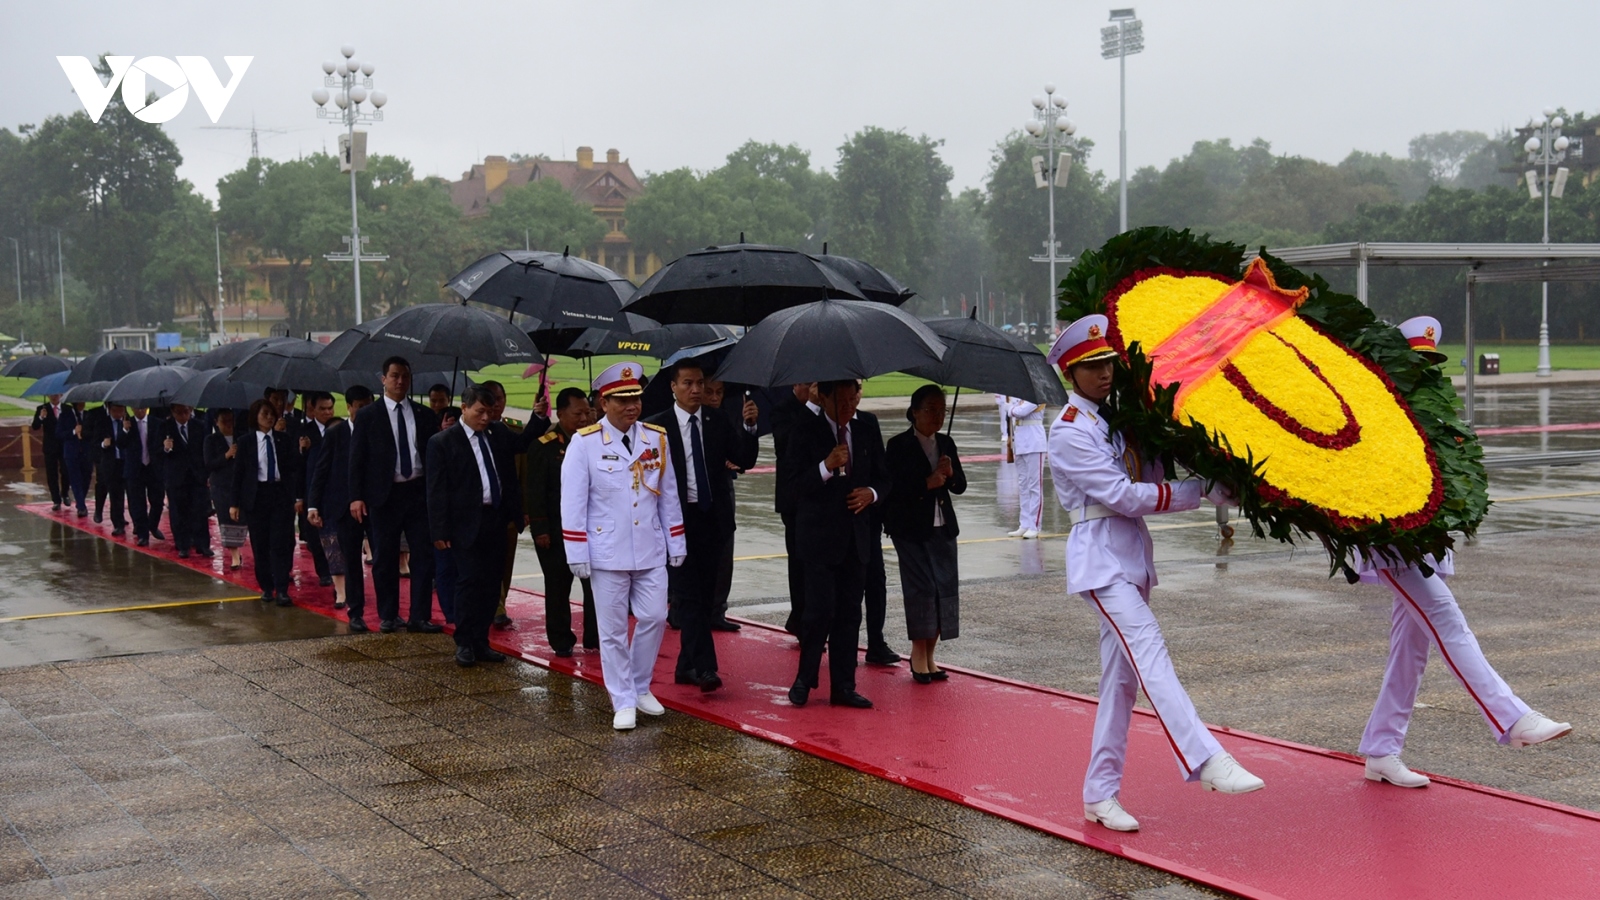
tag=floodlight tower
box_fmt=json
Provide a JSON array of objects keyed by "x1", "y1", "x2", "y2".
[
  {"x1": 1101, "y1": 8, "x2": 1143, "y2": 233},
  {"x1": 312, "y1": 45, "x2": 389, "y2": 325},
  {"x1": 1523, "y1": 109, "x2": 1570, "y2": 378}
]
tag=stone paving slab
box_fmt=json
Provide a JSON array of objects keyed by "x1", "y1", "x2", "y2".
[{"x1": 0, "y1": 634, "x2": 1220, "y2": 899}]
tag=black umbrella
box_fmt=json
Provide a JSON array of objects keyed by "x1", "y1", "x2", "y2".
[
  {"x1": 230, "y1": 343, "x2": 342, "y2": 393},
  {"x1": 904, "y1": 311, "x2": 1067, "y2": 405},
  {"x1": 319, "y1": 319, "x2": 464, "y2": 377},
  {"x1": 713, "y1": 299, "x2": 945, "y2": 387},
  {"x1": 1, "y1": 356, "x2": 71, "y2": 378},
  {"x1": 105, "y1": 365, "x2": 200, "y2": 408},
  {"x1": 367, "y1": 303, "x2": 542, "y2": 368},
  {"x1": 447, "y1": 250, "x2": 635, "y2": 332},
  {"x1": 810, "y1": 247, "x2": 916, "y2": 305},
  {"x1": 175, "y1": 368, "x2": 268, "y2": 410},
  {"x1": 190, "y1": 336, "x2": 309, "y2": 371},
  {"x1": 62, "y1": 380, "x2": 115, "y2": 404},
  {"x1": 66, "y1": 348, "x2": 160, "y2": 385},
  {"x1": 568, "y1": 321, "x2": 738, "y2": 360},
  {"x1": 622, "y1": 242, "x2": 868, "y2": 326}
]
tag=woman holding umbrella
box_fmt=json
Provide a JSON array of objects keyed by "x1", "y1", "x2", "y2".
[
  {"x1": 883, "y1": 385, "x2": 967, "y2": 682},
  {"x1": 204, "y1": 409, "x2": 247, "y2": 570},
  {"x1": 231, "y1": 400, "x2": 300, "y2": 605}
]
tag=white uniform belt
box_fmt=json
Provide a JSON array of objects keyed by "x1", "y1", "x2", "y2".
[{"x1": 1069, "y1": 504, "x2": 1120, "y2": 527}]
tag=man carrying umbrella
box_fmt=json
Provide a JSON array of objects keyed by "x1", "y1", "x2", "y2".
[
  {"x1": 121, "y1": 406, "x2": 165, "y2": 546},
  {"x1": 160, "y1": 404, "x2": 214, "y2": 558},
  {"x1": 56, "y1": 401, "x2": 93, "y2": 517},
  {"x1": 29, "y1": 394, "x2": 68, "y2": 511},
  {"x1": 93, "y1": 403, "x2": 131, "y2": 537},
  {"x1": 560, "y1": 362, "x2": 686, "y2": 731}
]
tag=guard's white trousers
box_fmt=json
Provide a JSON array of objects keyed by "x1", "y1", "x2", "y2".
[
  {"x1": 1016, "y1": 451, "x2": 1044, "y2": 532},
  {"x1": 1358, "y1": 567, "x2": 1530, "y2": 758},
  {"x1": 1083, "y1": 581, "x2": 1223, "y2": 803},
  {"x1": 591, "y1": 566, "x2": 668, "y2": 712}
]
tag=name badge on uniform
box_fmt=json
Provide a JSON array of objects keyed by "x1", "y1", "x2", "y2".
[{"x1": 601, "y1": 454, "x2": 620, "y2": 460}]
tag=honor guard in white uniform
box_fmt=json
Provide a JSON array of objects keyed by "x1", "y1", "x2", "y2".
[
  {"x1": 1046, "y1": 314, "x2": 1263, "y2": 833},
  {"x1": 993, "y1": 394, "x2": 1018, "y2": 498},
  {"x1": 1353, "y1": 318, "x2": 1570, "y2": 789},
  {"x1": 1003, "y1": 395, "x2": 1047, "y2": 538},
  {"x1": 561, "y1": 362, "x2": 687, "y2": 731}
]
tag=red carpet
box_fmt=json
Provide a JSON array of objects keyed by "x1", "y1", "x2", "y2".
[{"x1": 26, "y1": 502, "x2": 1600, "y2": 899}]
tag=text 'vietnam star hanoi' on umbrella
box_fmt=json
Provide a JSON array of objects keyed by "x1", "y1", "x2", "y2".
[
  {"x1": 367, "y1": 303, "x2": 542, "y2": 368},
  {"x1": 622, "y1": 242, "x2": 868, "y2": 326},
  {"x1": 446, "y1": 250, "x2": 634, "y2": 331},
  {"x1": 713, "y1": 299, "x2": 945, "y2": 387}
]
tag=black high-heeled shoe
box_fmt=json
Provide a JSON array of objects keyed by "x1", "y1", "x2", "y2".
[
  {"x1": 910, "y1": 670, "x2": 933, "y2": 685},
  {"x1": 929, "y1": 669, "x2": 949, "y2": 681}
]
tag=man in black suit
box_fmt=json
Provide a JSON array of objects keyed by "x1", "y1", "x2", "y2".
[
  {"x1": 82, "y1": 403, "x2": 110, "y2": 522},
  {"x1": 644, "y1": 360, "x2": 759, "y2": 692},
  {"x1": 30, "y1": 395, "x2": 68, "y2": 511},
  {"x1": 784, "y1": 379, "x2": 890, "y2": 709},
  {"x1": 854, "y1": 408, "x2": 902, "y2": 668},
  {"x1": 309, "y1": 386, "x2": 373, "y2": 631},
  {"x1": 57, "y1": 402, "x2": 93, "y2": 516},
  {"x1": 296, "y1": 392, "x2": 336, "y2": 587},
  {"x1": 93, "y1": 403, "x2": 131, "y2": 536},
  {"x1": 348, "y1": 357, "x2": 441, "y2": 634},
  {"x1": 427, "y1": 384, "x2": 523, "y2": 667},
  {"x1": 160, "y1": 404, "x2": 213, "y2": 558},
  {"x1": 479, "y1": 379, "x2": 548, "y2": 627},
  {"x1": 120, "y1": 406, "x2": 165, "y2": 546},
  {"x1": 769, "y1": 382, "x2": 816, "y2": 635}
]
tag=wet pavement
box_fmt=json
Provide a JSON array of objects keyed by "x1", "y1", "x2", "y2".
[{"x1": 0, "y1": 383, "x2": 1597, "y2": 897}]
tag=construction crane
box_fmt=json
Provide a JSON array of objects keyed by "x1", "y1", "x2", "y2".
[{"x1": 200, "y1": 115, "x2": 292, "y2": 158}]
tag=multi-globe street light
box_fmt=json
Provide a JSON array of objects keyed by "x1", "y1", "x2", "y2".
[
  {"x1": 312, "y1": 45, "x2": 388, "y2": 325},
  {"x1": 1023, "y1": 85, "x2": 1076, "y2": 310},
  {"x1": 1101, "y1": 8, "x2": 1143, "y2": 233},
  {"x1": 1523, "y1": 109, "x2": 1569, "y2": 378}
]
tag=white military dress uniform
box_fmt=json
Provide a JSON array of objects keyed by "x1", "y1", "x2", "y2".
[
  {"x1": 1046, "y1": 315, "x2": 1261, "y2": 831},
  {"x1": 1354, "y1": 319, "x2": 1568, "y2": 787},
  {"x1": 1004, "y1": 396, "x2": 1047, "y2": 537},
  {"x1": 561, "y1": 362, "x2": 687, "y2": 728}
]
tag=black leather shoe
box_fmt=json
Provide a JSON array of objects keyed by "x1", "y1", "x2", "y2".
[
  {"x1": 347, "y1": 617, "x2": 369, "y2": 633},
  {"x1": 709, "y1": 618, "x2": 742, "y2": 632},
  {"x1": 553, "y1": 648, "x2": 573, "y2": 658},
  {"x1": 865, "y1": 646, "x2": 901, "y2": 666},
  {"x1": 197, "y1": 548, "x2": 215, "y2": 558},
  {"x1": 929, "y1": 669, "x2": 949, "y2": 681},
  {"x1": 111, "y1": 529, "x2": 125, "y2": 538},
  {"x1": 409, "y1": 621, "x2": 443, "y2": 634},
  {"x1": 136, "y1": 537, "x2": 150, "y2": 547},
  {"x1": 788, "y1": 679, "x2": 809, "y2": 707},
  {"x1": 493, "y1": 614, "x2": 512, "y2": 628},
  {"x1": 150, "y1": 529, "x2": 164, "y2": 541},
  {"x1": 830, "y1": 691, "x2": 873, "y2": 709},
  {"x1": 675, "y1": 670, "x2": 701, "y2": 686},
  {"x1": 275, "y1": 594, "x2": 292, "y2": 607},
  {"x1": 911, "y1": 670, "x2": 933, "y2": 685},
  {"x1": 378, "y1": 619, "x2": 398, "y2": 633},
  {"x1": 318, "y1": 576, "x2": 333, "y2": 587},
  {"x1": 454, "y1": 646, "x2": 476, "y2": 667},
  {"x1": 698, "y1": 672, "x2": 723, "y2": 693},
  {"x1": 258, "y1": 592, "x2": 273, "y2": 602},
  {"x1": 475, "y1": 646, "x2": 507, "y2": 663},
  {"x1": 177, "y1": 550, "x2": 190, "y2": 559},
  {"x1": 93, "y1": 511, "x2": 102, "y2": 523}
]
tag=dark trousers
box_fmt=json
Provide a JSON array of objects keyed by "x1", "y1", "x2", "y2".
[
  {"x1": 167, "y1": 483, "x2": 212, "y2": 553},
  {"x1": 42, "y1": 448, "x2": 65, "y2": 505},
  {"x1": 127, "y1": 467, "x2": 164, "y2": 539},
  {"x1": 94, "y1": 460, "x2": 111, "y2": 517},
  {"x1": 370, "y1": 480, "x2": 435, "y2": 624},
  {"x1": 782, "y1": 511, "x2": 806, "y2": 634},
  {"x1": 797, "y1": 552, "x2": 864, "y2": 696},
  {"x1": 864, "y1": 526, "x2": 889, "y2": 650},
  {"x1": 245, "y1": 482, "x2": 294, "y2": 594},
  {"x1": 452, "y1": 511, "x2": 508, "y2": 652},
  {"x1": 299, "y1": 512, "x2": 330, "y2": 578},
  {"x1": 536, "y1": 539, "x2": 595, "y2": 653},
  {"x1": 62, "y1": 448, "x2": 90, "y2": 511},
  {"x1": 97, "y1": 464, "x2": 126, "y2": 530},
  {"x1": 672, "y1": 509, "x2": 725, "y2": 678},
  {"x1": 336, "y1": 517, "x2": 369, "y2": 621},
  {"x1": 435, "y1": 548, "x2": 457, "y2": 624},
  {"x1": 714, "y1": 533, "x2": 735, "y2": 619}
]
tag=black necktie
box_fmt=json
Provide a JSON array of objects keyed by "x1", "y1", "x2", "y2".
[
  {"x1": 477, "y1": 431, "x2": 501, "y2": 507},
  {"x1": 179, "y1": 423, "x2": 187, "y2": 444},
  {"x1": 622, "y1": 432, "x2": 632, "y2": 454},
  {"x1": 265, "y1": 433, "x2": 278, "y2": 482},
  {"x1": 689, "y1": 414, "x2": 711, "y2": 511},
  {"x1": 837, "y1": 421, "x2": 851, "y2": 477},
  {"x1": 396, "y1": 404, "x2": 412, "y2": 479}
]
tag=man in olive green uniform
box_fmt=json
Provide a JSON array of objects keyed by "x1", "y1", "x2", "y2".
[{"x1": 526, "y1": 387, "x2": 597, "y2": 656}]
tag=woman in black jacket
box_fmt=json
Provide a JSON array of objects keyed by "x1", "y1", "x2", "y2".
[
  {"x1": 204, "y1": 408, "x2": 246, "y2": 570},
  {"x1": 883, "y1": 384, "x2": 967, "y2": 683}
]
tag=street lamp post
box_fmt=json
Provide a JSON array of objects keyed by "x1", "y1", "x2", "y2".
[
  {"x1": 312, "y1": 45, "x2": 389, "y2": 326},
  {"x1": 1101, "y1": 8, "x2": 1143, "y2": 233},
  {"x1": 1523, "y1": 108, "x2": 1569, "y2": 378},
  {"x1": 1023, "y1": 84, "x2": 1077, "y2": 307},
  {"x1": 5, "y1": 236, "x2": 19, "y2": 314},
  {"x1": 53, "y1": 228, "x2": 65, "y2": 329}
]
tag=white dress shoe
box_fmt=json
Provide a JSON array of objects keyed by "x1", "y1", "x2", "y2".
[
  {"x1": 636, "y1": 693, "x2": 665, "y2": 716},
  {"x1": 1198, "y1": 751, "x2": 1265, "y2": 794},
  {"x1": 1021, "y1": 529, "x2": 1040, "y2": 539},
  {"x1": 612, "y1": 708, "x2": 637, "y2": 731},
  {"x1": 1507, "y1": 711, "x2": 1572, "y2": 748},
  {"x1": 1006, "y1": 527, "x2": 1027, "y2": 537},
  {"x1": 1084, "y1": 796, "x2": 1140, "y2": 832},
  {"x1": 1364, "y1": 754, "x2": 1430, "y2": 788}
]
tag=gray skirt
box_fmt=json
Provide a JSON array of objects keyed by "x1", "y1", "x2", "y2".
[{"x1": 892, "y1": 532, "x2": 960, "y2": 641}]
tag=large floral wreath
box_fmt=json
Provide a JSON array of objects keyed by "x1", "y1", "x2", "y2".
[{"x1": 1058, "y1": 227, "x2": 1489, "y2": 579}]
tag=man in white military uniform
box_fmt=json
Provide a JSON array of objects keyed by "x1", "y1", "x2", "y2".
[
  {"x1": 562, "y1": 362, "x2": 687, "y2": 731},
  {"x1": 1047, "y1": 314, "x2": 1263, "y2": 833},
  {"x1": 1003, "y1": 395, "x2": 1047, "y2": 538},
  {"x1": 1354, "y1": 317, "x2": 1570, "y2": 789}
]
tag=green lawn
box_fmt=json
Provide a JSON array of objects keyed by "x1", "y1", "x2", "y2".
[{"x1": 1439, "y1": 343, "x2": 1600, "y2": 374}]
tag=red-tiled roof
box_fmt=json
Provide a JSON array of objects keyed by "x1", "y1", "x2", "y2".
[{"x1": 449, "y1": 155, "x2": 643, "y2": 217}]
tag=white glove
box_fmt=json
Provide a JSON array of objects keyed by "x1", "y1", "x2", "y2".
[
  {"x1": 668, "y1": 555, "x2": 685, "y2": 568},
  {"x1": 570, "y1": 562, "x2": 591, "y2": 580},
  {"x1": 1205, "y1": 482, "x2": 1236, "y2": 506}
]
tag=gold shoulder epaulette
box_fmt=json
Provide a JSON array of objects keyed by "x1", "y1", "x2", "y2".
[
  {"x1": 538, "y1": 431, "x2": 562, "y2": 444},
  {"x1": 641, "y1": 422, "x2": 668, "y2": 434},
  {"x1": 577, "y1": 423, "x2": 602, "y2": 436}
]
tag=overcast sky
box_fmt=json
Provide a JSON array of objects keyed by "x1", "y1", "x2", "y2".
[{"x1": 6, "y1": 0, "x2": 1599, "y2": 201}]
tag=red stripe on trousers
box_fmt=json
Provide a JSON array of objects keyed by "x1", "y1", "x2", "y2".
[
  {"x1": 1381, "y1": 568, "x2": 1507, "y2": 734},
  {"x1": 1088, "y1": 588, "x2": 1194, "y2": 775}
]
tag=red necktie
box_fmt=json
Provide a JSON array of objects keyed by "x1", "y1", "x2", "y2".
[{"x1": 837, "y1": 422, "x2": 851, "y2": 477}]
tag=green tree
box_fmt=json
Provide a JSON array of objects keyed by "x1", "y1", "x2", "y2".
[
  {"x1": 983, "y1": 133, "x2": 1113, "y2": 307},
  {"x1": 366, "y1": 165, "x2": 476, "y2": 313},
  {"x1": 626, "y1": 168, "x2": 737, "y2": 261},
  {"x1": 831, "y1": 128, "x2": 953, "y2": 289},
  {"x1": 475, "y1": 178, "x2": 606, "y2": 255},
  {"x1": 720, "y1": 141, "x2": 835, "y2": 250},
  {"x1": 144, "y1": 183, "x2": 220, "y2": 333},
  {"x1": 218, "y1": 154, "x2": 347, "y2": 332}
]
